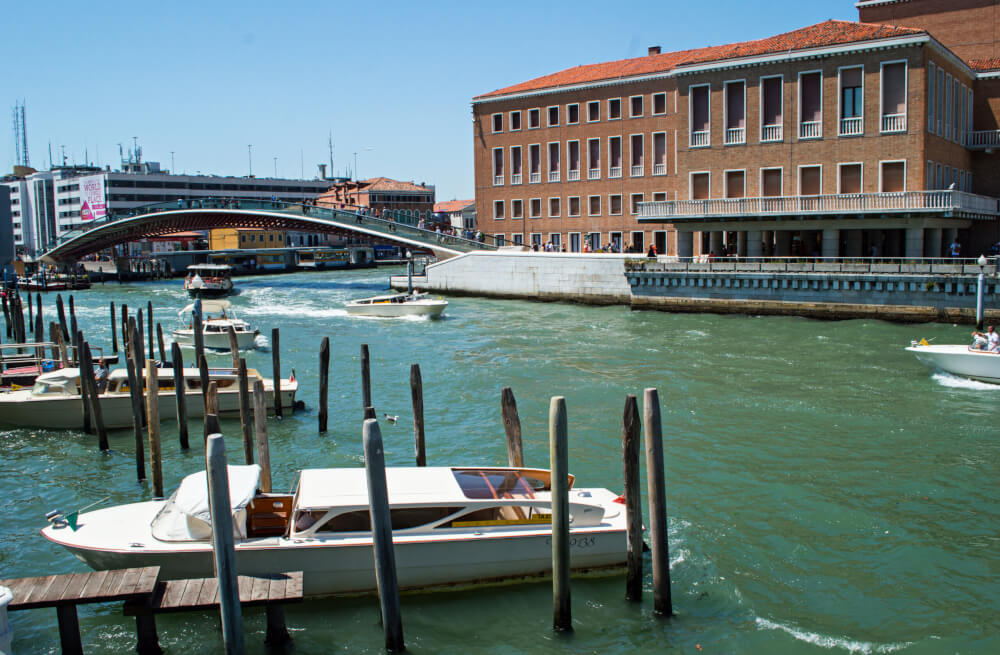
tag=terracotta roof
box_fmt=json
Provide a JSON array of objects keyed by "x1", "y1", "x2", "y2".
[
  {"x1": 475, "y1": 20, "x2": 925, "y2": 99},
  {"x1": 970, "y1": 57, "x2": 1000, "y2": 72},
  {"x1": 434, "y1": 199, "x2": 474, "y2": 213},
  {"x1": 359, "y1": 177, "x2": 432, "y2": 192}
]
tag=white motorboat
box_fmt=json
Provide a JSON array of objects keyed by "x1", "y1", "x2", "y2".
[
  {"x1": 42, "y1": 465, "x2": 627, "y2": 597},
  {"x1": 184, "y1": 264, "x2": 235, "y2": 297},
  {"x1": 0, "y1": 366, "x2": 297, "y2": 429},
  {"x1": 172, "y1": 300, "x2": 259, "y2": 351},
  {"x1": 905, "y1": 341, "x2": 1000, "y2": 384},
  {"x1": 344, "y1": 292, "x2": 448, "y2": 318}
]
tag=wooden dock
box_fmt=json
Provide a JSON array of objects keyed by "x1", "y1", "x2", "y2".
[{"x1": 0, "y1": 566, "x2": 159, "y2": 655}]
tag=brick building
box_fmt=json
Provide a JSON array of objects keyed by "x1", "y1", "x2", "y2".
[
  {"x1": 316, "y1": 177, "x2": 435, "y2": 220},
  {"x1": 472, "y1": 1, "x2": 1000, "y2": 257}
]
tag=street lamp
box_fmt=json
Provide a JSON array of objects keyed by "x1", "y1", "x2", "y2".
[{"x1": 976, "y1": 254, "x2": 988, "y2": 330}]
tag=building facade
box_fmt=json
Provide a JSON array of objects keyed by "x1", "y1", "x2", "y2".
[
  {"x1": 316, "y1": 177, "x2": 436, "y2": 220},
  {"x1": 434, "y1": 199, "x2": 476, "y2": 234},
  {"x1": 471, "y1": 1, "x2": 1000, "y2": 257}
]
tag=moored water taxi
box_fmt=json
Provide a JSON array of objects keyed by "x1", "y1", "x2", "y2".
[{"x1": 42, "y1": 465, "x2": 626, "y2": 597}]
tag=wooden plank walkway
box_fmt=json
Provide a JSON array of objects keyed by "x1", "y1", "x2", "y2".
[{"x1": 0, "y1": 566, "x2": 159, "y2": 655}]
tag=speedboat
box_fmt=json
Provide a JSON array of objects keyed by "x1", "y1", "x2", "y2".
[
  {"x1": 184, "y1": 264, "x2": 235, "y2": 297},
  {"x1": 0, "y1": 342, "x2": 115, "y2": 389},
  {"x1": 172, "y1": 300, "x2": 259, "y2": 351},
  {"x1": 344, "y1": 291, "x2": 447, "y2": 318},
  {"x1": 0, "y1": 366, "x2": 297, "y2": 429},
  {"x1": 42, "y1": 465, "x2": 626, "y2": 597},
  {"x1": 905, "y1": 340, "x2": 1000, "y2": 384}
]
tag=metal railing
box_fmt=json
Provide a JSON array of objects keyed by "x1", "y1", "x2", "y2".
[
  {"x1": 637, "y1": 189, "x2": 999, "y2": 220},
  {"x1": 49, "y1": 198, "x2": 502, "y2": 254},
  {"x1": 761, "y1": 124, "x2": 782, "y2": 142},
  {"x1": 529, "y1": 172, "x2": 541, "y2": 184},
  {"x1": 881, "y1": 113, "x2": 906, "y2": 133},
  {"x1": 548, "y1": 171, "x2": 560, "y2": 182},
  {"x1": 609, "y1": 166, "x2": 622, "y2": 178},
  {"x1": 966, "y1": 130, "x2": 1000, "y2": 149},
  {"x1": 511, "y1": 173, "x2": 522, "y2": 185},
  {"x1": 653, "y1": 162, "x2": 667, "y2": 176},
  {"x1": 626, "y1": 255, "x2": 999, "y2": 275},
  {"x1": 567, "y1": 169, "x2": 580, "y2": 181},
  {"x1": 799, "y1": 121, "x2": 821, "y2": 139},
  {"x1": 493, "y1": 175, "x2": 503, "y2": 186},
  {"x1": 630, "y1": 165, "x2": 644, "y2": 177},
  {"x1": 588, "y1": 168, "x2": 600, "y2": 180},
  {"x1": 724, "y1": 127, "x2": 746, "y2": 145},
  {"x1": 690, "y1": 131, "x2": 709, "y2": 147},
  {"x1": 839, "y1": 116, "x2": 863, "y2": 136}
]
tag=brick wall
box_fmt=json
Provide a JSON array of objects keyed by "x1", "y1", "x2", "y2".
[{"x1": 859, "y1": 0, "x2": 1000, "y2": 62}]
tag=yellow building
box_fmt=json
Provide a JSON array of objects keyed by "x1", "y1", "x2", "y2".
[{"x1": 209, "y1": 228, "x2": 286, "y2": 250}]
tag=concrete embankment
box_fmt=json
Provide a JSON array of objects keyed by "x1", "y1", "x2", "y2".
[{"x1": 390, "y1": 252, "x2": 1000, "y2": 323}]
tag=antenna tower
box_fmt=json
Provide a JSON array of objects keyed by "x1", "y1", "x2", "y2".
[{"x1": 12, "y1": 101, "x2": 29, "y2": 167}]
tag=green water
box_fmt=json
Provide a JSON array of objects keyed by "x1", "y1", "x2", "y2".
[{"x1": 1, "y1": 268, "x2": 997, "y2": 654}]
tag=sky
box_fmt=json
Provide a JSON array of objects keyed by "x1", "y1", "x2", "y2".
[{"x1": 3, "y1": 0, "x2": 854, "y2": 201}]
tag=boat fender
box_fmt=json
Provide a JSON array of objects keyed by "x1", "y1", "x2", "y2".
[{"x1": 42, "y1": 359, "x2": 56, "y2": 372}]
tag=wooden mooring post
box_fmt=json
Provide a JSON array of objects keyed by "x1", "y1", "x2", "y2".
[
  {"x1": 204, "y1": 381, "x2": 220, "y2": 439},
  {"x1": 156, "y1": 323, "x2": 166, "y2": 362},
  {"x1": 271, "y1": 327, "x2": 282, "y2": 418},
  {"x1": 53, "y1": 323, "x2": 69, "y2": 368},
  {"x1": 80, "y1": 341, "x2": 109, "y2": 450},
  {"x1": 146, "y1": 365, "x2": 164, "y2": 498},
  {"x1": 549, "y1": 396, "x2": 572, "y2": 632},
  {"x1": 68, "y1": 295, "x2": 77, "y2": 347},
  {"x1": 136, "y1": 309, "x2": 145, "y2": 370},
  {"x1": 2, "y1": 294, "x2": 10, "y2": 339},
  {"x1": 192, "y1": 309, "x2": 204, "y2": 368},
  {"x1": 253, "y1": 379, "x2": 272, "y2": 493},
  {"x1": 410, "y1": 364, "x2": 425, "y2": 466},
  {"x1": 34, "y1": 294, "x2": 43, "y2": 345},
  {"x1": 318, "y1": 337, "x2": 330, "y2": 432},
  {"x1": 198, "y1": 354, "x2": 210, "y2": 405},
  {"x1": 363, "y1": 418, "x2": 405, "y2": 652},
  {"x1": 75, "y1": 331, "x2": 91, "y2": 433},
  {"x1": 121, "y1": 303, "x2": 129, "y2": 355},
  {"x1": 110, "y1": 302, "x2": 118, "y2": 354},
  {"x1": 622, "y1": 394, "x2": 643, "y2": 602},
  {"x1": 131, "y1": 325, "x2": 147, "y2": 427},
  {"x1": 204, "y1": 434, "x2": 246, "y2": 654},
  {"x1": 501, "y1": 387, "x2": 524, "y2": 467},
  {"x1": 238, "y1": 359, "x2": 253, "y2": 465},
  {"x1": 147, "y1": 301, "x2": 154, "y2": 363},
  {"x1": 125, "y1": 345, "x2": 146, "y2": 482},
  {"x1": 360, "y1": 343, "x2": 371, "y2": 415},
  {"x1": 227, "y1": 326, "x2": 240, "y2": 370},
  {"x1": 643, "y1": 388, "x2": 672, "y2": 616},
  {"x1": 171, "y1": 342, "x2": 189, "y2": 450}
]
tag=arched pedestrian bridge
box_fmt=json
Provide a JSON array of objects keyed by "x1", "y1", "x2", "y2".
[{"x1": 39, "y1": 199, "x2": 496, "y2": 263}]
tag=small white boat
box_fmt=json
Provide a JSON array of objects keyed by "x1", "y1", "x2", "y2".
[
  {"x1": 42, "y1": 465, "x2": 626, "y2": 597},
  {"x1": 184, "y1": 264, "x2": 235, "y2": 297},
  {"x1": 172, "y1": 300, "x2": 259, "y2": 351},
  {"x1": 0, "y1": 366, "x2": 297, "y2": 429},
  {"x1": 344, "y1": 292, "x2": 448, "y2": 318},
  {"x1": 905, "y1": 341, "x2": 1000, "y2": 384}
]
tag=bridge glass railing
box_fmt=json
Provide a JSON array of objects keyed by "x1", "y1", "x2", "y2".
[{"x1": 52, "y1": 198, "x2": 500, "y2": 253}]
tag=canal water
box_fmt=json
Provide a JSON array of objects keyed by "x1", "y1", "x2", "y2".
[{"x1": 1, "y1": 268, "x2": 997, "y2": 654}]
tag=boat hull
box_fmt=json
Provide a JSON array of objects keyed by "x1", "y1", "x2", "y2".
[
  {"x1": 905, "y1": 344, "x2": 1000, "y2": 383},
  {"x1": 172, "y1": 329, "x2": 258, "y2": 350},
  {"x1": 345, "y1": 301, "x2": 447, "y2": 318},
  {"x1": 0, "y1": 385, "x2": 297, "y2": 429}
]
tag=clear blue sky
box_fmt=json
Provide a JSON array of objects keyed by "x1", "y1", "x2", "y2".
[{"x1": 3, "y1": 0, "x2": 854, "y2": 200}]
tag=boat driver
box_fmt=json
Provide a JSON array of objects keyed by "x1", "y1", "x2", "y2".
[{"x1": 987, "y1": 325, "x2": 999, "y2": 353}]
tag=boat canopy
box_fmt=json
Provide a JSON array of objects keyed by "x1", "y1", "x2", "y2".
[
  {"x1": 151, "y1": 464, "x2": 261, "y2": 542},
  {"x1": 187, "y1": 264, "x2": 233, "y2": 271},
  {"x1": 178, "y1": 299, "x2": 234, "y2": 317}
]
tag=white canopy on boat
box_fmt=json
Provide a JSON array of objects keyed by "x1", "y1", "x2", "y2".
[
  {"x1": 295, "y1": 467, "x2": 467, "y2": 511},
  {"x1": 187, "y1": 264, "x2": 233, "y2": 271},
  {"x1": 151, "y1": 464, "x2": 261, "y2": 542},
  {"x1": 178, "y1": 299, "x2": 234, "y2": 317}
]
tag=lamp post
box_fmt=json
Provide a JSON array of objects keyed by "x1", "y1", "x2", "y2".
[
  {"x1": 248, "y1": 144, "x2": 253, "y2": 177},
  {"x1": 273, "y1": 157, "x2": 277, "y2": 178},
  {"x1": 976, "y1": 254, "x2": 987, "y2": 330}
]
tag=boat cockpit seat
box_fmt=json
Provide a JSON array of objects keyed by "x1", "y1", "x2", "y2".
[{"x1": 246, "y1": 495, "x2": 293, "y2": 538}]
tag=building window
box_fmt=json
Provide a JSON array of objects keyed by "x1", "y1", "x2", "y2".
[
  {"x1": 530, "y1": 233, "x2": 543, "y2": 249},
  {"x1": 724, "y1": 170, "x2": 745, "y2": 198},
  {"x1": 567, "y1": 103, "x2": 579, "y2": 124},
  {"x1": 609, "y1": 194, "x2": 623, "y2": 215},
  {"x1": 838, "y1": 163, "x2": 862, "y2": 194},
  {"x1": 799, "y1": 165, "x2": 822, "y2": 195},
  {"x1": 926, "y1": 160, "x2": 934, "y2": 189},
  {"x1": 494, "y1": 200, "x2": 505, "y2": 219},
  {"x1": 549, "y1": 197, "x2": 561, "y2": 217},
  {"x1": 609, "y1": 136, "x2": 622, "y2": 178},
  {"x1": 588, "y1": 232, "x2": 601, "y2": 250},
  {"x1": 493, "y1": 148, "x2": 504, "y2": 185},
  {"x1": 510, "y1": 111, "x2": 521, "y2": 131},
  {"x1": 549, "y1": 233, "x2": 562, "y2": 250},
  {"x1": 690, "y1": 84, "x2": 710, "y2": 147},
  {"x1": 608, "y1": 98, "x2": 622, "y2": 120},
  {"x1": 927, "y1": 62, "x2": 936, "y2": 133},
  {"x1": 492, "y1": 113, "x2": 503, "y2": 133},
  {"x1": 652, "y1": 132, "x2": 667, "y2": 175},
  {"x1": 529, "y1": 198, "x2": 542, "y2": 218},
  {"x1": 630, "y1": 95, "x2": 643, "y2": 117},
  {"x1": 568, "y1": 196, "x2": 581, "y2": 217},
  {"x1": 588, "y1": 195, "x2": 601, "y2": 216},
  {"x1": 495, "y1": 234, "x2": 506, "y2": 247},
  {"x1": 653, "y1": 192, "x2": 667, "y2": 202},
  {"x1": 567, "y1": 141, "x2": 580, "y2": 181},
  {"x1": 587, "y1": 100, "x2": 600, "y2": 122},
  {"x1": 512, "y1": 233, "x2": 523, "y2": 246},
  {"x1": 548, "y1": 142, "x2": 560, "y2": 182},
  {"x1": 629, "y1": 134, "x2": 644, "y2": 177},
  {"x1": 881, "y1": 61, "x2": 907, "y2": 134},
  {"x1": 548, "y1": 105, "x2": 559, "y2": 127},
  {"x1": 691, "y1": 172, "x2": 710, "y2": 199},
  {"x1": 880, "y1": 161, "x2": 906, "y2": 192},
  {"x1": 630, "y1": 193, "x2": 644, "y2": 214},
  {"x1": 631, "y1": 231, "x2": 645, "y2": 252},
  {"x1": 587, "y1": 138, "x2": 600, "y2": 179},
  {"x1": 529, "y1": 144, "x2": 541, "y2": 183},
  {"x1": 760, "y1": 75, "x2": 783, "y2": 142},
  {"x1": 510, "y1": 146, "x2": 522, "y2": 184},
  {"x1": 528, "y1": 108, "x2": 540, "y2": 129},
  {"x1": 569, "y1": 232, "x2": 581, "y2": 252},
  {"x1": 511, "y1": 199, "x2": 523, "y2": 219},
  {"x1": 799, "y1": 71, "x2": 822, "y2": 139},
  {"x1": 724, "y1": 81, "x2": 746, "y2": 144},
  {"x1": 653, "y1": 92, "x2": 667, "y2": 115},
  {"x1": 944, "y1": 74, "x2": 952, "y2": 140},
  {"x1": 839, "y1": 66, "x2": 863, "y2": 136},
  {"x1": 936, "y1": 68, "x2": 944, "y2": 136}
]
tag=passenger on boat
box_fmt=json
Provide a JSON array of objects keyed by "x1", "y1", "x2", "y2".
[
  {"x1": 987, "y1": 326, "x2": 999, "y2": 352},
  {"x1": 972, "y1": 331, "x2": 989, "y2": 350}
]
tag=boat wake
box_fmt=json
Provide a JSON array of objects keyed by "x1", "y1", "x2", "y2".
[
  {"x1": 240, "y1": 304, "x2": 350, "y2": 319},
  {"x1": 754, "y1": 617, "x2": 913, "y2": 653},
  {"x1": 930, "y1": 372, "x2": 1000, "y2": 391},
  {"x1": 254, "y1": 334, "x2": 270, "y2": 350}
]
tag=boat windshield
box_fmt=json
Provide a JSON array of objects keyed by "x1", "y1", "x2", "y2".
[
  {"x1": 31, "y1": 380, "x2": 72, "y2": 395},
  {"x1": 452, "y1": 469, "x2": 544, "y2": 499}
]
